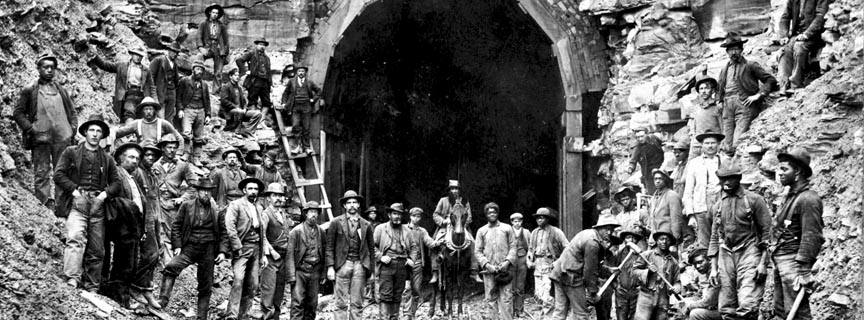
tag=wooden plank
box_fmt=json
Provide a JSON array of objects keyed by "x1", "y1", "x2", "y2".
[{"x1": 295, "y1": 179, "x2": 325, "y2": 187}]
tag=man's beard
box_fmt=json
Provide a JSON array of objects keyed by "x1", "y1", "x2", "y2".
[{"x1": 248, "y1": 195, "x2": 258, "y2": 202}]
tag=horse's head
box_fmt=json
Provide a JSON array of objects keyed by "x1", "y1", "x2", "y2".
[{"x1": 449, "y1": 202, "x2": 469, "y2": 245}]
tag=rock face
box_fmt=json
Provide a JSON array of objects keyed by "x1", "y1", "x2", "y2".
[{"x1": 690, "y1": 0, "x2": 773, "y2": 40}]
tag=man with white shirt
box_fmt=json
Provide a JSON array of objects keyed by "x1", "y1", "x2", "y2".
[{"x1": 683, "y1": 130, "x2": 726, "y2": 248}]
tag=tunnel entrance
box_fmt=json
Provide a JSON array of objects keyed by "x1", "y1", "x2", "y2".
[{"x1": 321, "y1": 0, "x2": 565, "y2": 229}]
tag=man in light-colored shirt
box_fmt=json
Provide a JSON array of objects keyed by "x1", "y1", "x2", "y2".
[
  {"x1": 683, "y1": 130, "x2": 726, "y2": 248},
  {"x1": 475, "y1": 202, "x2": 518, "y2": 320}
]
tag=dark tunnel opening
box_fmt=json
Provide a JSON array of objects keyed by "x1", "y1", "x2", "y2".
[{"x1": 322, "y1": 0, "x2": 566, "y2": 231}]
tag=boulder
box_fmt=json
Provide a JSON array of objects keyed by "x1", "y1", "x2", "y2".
[{"x1": 690, "y1": 0, "x2": 772, "y2": 40}]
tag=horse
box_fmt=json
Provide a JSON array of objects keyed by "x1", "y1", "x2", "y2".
[{"x1": 429, "y1": 200, "x2": 475, "y2": 317}]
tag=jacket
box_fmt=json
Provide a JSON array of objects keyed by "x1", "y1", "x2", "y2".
[
  {"x1": 373, "y1": 223, "x2": 421, "y2": 272},
  {"x1": 779, "y1": 0, "x2": 830, "y2": 39},
  {"x1": 633, "y1": 249, "x2": 680, "y2": 296},
  {"x1": 13, "y1": 80, "x2": 77, "y2": 149},
  {"x1": 149, "y1": 53, "x2": 179, "y2": 102},
  {"x1": 325, "y1": 213, "x2": 375, "y2": 271},
  {"x1": 153, "y1": 158, "x2": 195, "y2": 212},
  {"x1": 717, "y1": 58, "x2": 777, "y2": 100},
  {"x1": 629, "y1": 135, "x2": 664, "y2": 174},
  {"x1": 612, "y1": 244, "x2": 640, "y2": 290},
  {"x1": 262, "y1": 205, "x2": 293, "y2": 252},
  {"x1": 209, "y1": 166, "x2": 247, "y2": 208},
  {"x1": 671, "y1": 161, "x2": 688, "y2": 196},
  {"x1": 433, "y1": 196, "x2": 473, "y2": 228},
  {"x1": 134, "y1": 166, "x2": 162, "y2": 238},
  {"x1": 707, "y1": 188, "x2": 772, "y2": 257},
  {"x1": 281, "y1": 76, "x2": 321, "y2": 113},
  {"x1": 199, "y1": 20, "x2": 229, "y2": 56},
  {"x1": 177, "y1": 76, "x2": 211, "y2": 116},
  {"x1": 683, "y1": 154, "x2": 724, "y2": 215},
  {"x1": 53, "y1": 143, "x2": 122, "y2": 217},
  {"x1": 406, "y1": 224, "x2": 436, "y2": 267},
  {"x1": 104, "y1": 196, "x2": 142, "y2": 242},
  {"x1": 528, "y1": 225, "x2": 569, "y2": 259},
  {"x1": 649, "y1": 188, "x2": 685, "y2": 242},
  {"x1": 550, "y1": 229, "x2": 606, "y2": 292},
  {"x1": 235, "y1": 50, "x2": 272, "y2": 89},
  {"x1": 475, "y1": 222, "x2": 518, "y2": 268},
  {"x1": 224, "y1": 198, "x2": 268, "y2": 253},
  {"x1": 219, "y1": 81, "x2": 247, "y2": 131},
  {"x1": 90, "y1": 55, "x2": 157, "y2": 102},
  {"x1": 513, "y1": 227, "x2": 532, "y2": 257},
  {"x1": 773, "y1": 182, "x2": 823, "y2": 264},
  {"x1": 286, "y1": 221, "x2": 327, "y2": 282},
  {"x1": 172, "y1": 198, "x2": 230, "y2": 254}
]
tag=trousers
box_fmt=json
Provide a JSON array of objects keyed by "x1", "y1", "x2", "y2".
[
  {"x1": 552, "y1": 282, "x2": 588, "y2": 319},
  {"x1": 227, "y1": 242, "x2": 261, "y2": 318},
  {"x1": 334, "y1": 259, "x2": 367, "y2": 320},
  {"x1": 33, "y1": 141, "x2": 68, "y2": 205},
  {"x1": 773, "y1": 253, "x2": 812, "y2": 320},
  {"x1": 778, "y1": 38, "x2": 821, "y2": 88},
  {"x1": 721, "y1": 96, "x2": 753, "y2": 154},
  {"x1": 512, "y1": 255, "x2": 528, "y2": 314},
  {"x1": 634, "y1": 290, "x2": 671, "y2": 320},
  {"x1": 718, "y1": 244, "x2": 765, "y2": 318},
  {"x1": 63, "y1": 193, "x2": 106, "y2": 291},
  {"x1": 260, "y1": 247, "x2": 289, "y2": 320},
  {"x1": 132, "y1": 220, "x2": 160, "y2": 291},
  {"x1": 483, "y1": 273, "x2": 514, "y2": 320},
  {"x1": 292, "y1": 268, "x2": 322, "y2": 320},
  {"x1": 163, "y1": 242, "x2": 216, "y2": 297},
  {"x1": 616, "y1": 285, "x2": 639, "y2": 320},
  {"x1": 402, "y1": 264, "x2": 423, "y2": 318},
  {"x1": 378, "y1": 259, "x2": 409, "y2": 319}
]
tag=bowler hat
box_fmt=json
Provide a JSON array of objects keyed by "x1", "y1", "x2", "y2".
[
  {"x1": 302, "y1": 201, "x2": 321, "y2": 213},
  {"x1": 78, "y1": 114, "x2": 110, "y2": 138},
  {"x1": 114, "y1": 142, "x2": 144, "y2": 162},
  {"x1": 157, "y1": 134, "x2": 181, "y2": 149},
  {"x1": 35, "y1": 54, "x2": 58, "y2": 67},
  {"x1": 719, "y1": 33, "x2": 748, "y2": 48},
  {"x1": 339, "y1": 190, "x2": 365, "y2": 205},
  {"x1": 777, "y1": 148, "x2": 813, "y2": 178},
  {"x1": 238, "y1": 177, "x2": 265, "y2": 191},
  {"x1": 295, "y1": 66, "x2": 309, "y2": 72},
  {"x1": 387, "y1": 203, "x2": 406, "y2": 214},
  {"x1": 254, "y1": 38, "x2": 269, "y2": 46},
  {"x1": 695, "y1": 129, "x2": 725, "y2": 143},
  {"x1": 592, "y1": 213, "x2": 620, "y2": 229},
  {"x1": 204, "y1": 3, "x2": 225, "y2": 19},
  {"x1": 193, "y1": 178, "x2": 217, "y2": 189},
  {"x1": 264, "y1": 149, "x2": 279, "y2": 160},
  {"x1": 136, "y1": 96, "x2": 162, "y2": 112},
  {"x1": 221, "y1": 148, "x2": 243, "y2": 160},
  {"x1": 716, "y1": 162, "x2": 743, "y2": 179},
  {"x1": 533, "y1": 207, "x2": 557, "y2": 220},
  {"x1": 365, "y1": 205, "x2": 378, "y2": 214},
  {"x1": 262, "y1": 182, "x2": 285, "y2": 196},
  {"x1": 141, "y1": 141, "x2": 162, "y2": 161}
]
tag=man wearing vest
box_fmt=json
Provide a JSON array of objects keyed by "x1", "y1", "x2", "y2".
[
  {"x1": 683, "y1": 130, "x2": 726, "y2": 249},
  {"x1": 210, "y1": 148, "x2": 248, "y2": 210},
  {"x1": 153, "y1": 134, "x2": 196, "y2": 263},
  {"x1": 287, "y1": 200, "x2": 326, "y2": 320},
  {"x1": 13, "y1": 54, "x2": 77, "y2": 210},
  {"x1": 326, "y1": 190, "x2": 375, "y2": 320},
  {"x1": 527, "y1": 207, "x2": 569, "y2": 315},
  {"x1": 199, "y1": 3, "x2": 229, "y2": 88},
  {"x1": 281, "y1": 66, "x2": 321, "y2": 153},
  {"x1": 114, "y1": 97, "x2": 184, "y2": 151},
  {"x1": 177, "y1": 60, "x2": 211, "y2": 167},
  {"x1": 259, "y1": 183, "x2": 294, "y2": 320},
  {"x1": 89, "y1": 47, "x2": 157, "y2": 124},
  {"x1": 707, "y1": 162, "x2": 772, "y2": 320},
  {"x1": 150, "y1": 41, "x2": 181, "y2": 126},
  {"x1": 236, "y1": 38, "x2": 273, "y2": 113},
  {"x1": 510, "y1": 212, "x2": 531, "y2": 318},
  {"x1": 224, "y1": 177, "x2": 269, "y2": 320},
  {"x1": 373, "y1": 203, "x2": 420, "y2": 319}
]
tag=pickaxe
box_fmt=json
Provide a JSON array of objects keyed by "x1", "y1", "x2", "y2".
[
  {"x1": 595, "y1": 245, "x2": 637, "y2": 299},
  {"x1": 785, "y1": 281, "x2": 813, "y2": 320},
  {"x1": 627, "y1": 242, "x2": 683, "y2": 301}
]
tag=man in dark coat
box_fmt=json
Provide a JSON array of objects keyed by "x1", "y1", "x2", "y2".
[
  {"x1": 373, "y1": 203, "x2": 420, "y2": 319},
  {"x1": 259, "y1": 183, "x2": 294, "y2": 320},
  {"x1": 236, "y1": 38, "x2": 273, "y2": 113},
  {"x1": 777, "y1": 0, "x2": 830, "y2": 90},
  {"x1": 629, "y1": 128, "x2": 664, "y2": 195},
  {"x1": 131, "y1": 142, "x2": 164, "y2": 308},
  {"x1": 150, "y1": 42, "x2": 181, "y2": 126},
  {"x1": 287, "y1": 201, "x2": 327, "y2": 320},
  {"x1": 220, "y1": 69, "x2": 262, "y2": 137},
  {"x1": 716, "y1": 33, "x2": 777, "y2": 154},
  {"x1": 55, "y1": 114, "x2": 122, "y2": 291},
  {"x1": 199, "y1": 3, "x2": 229, "y2": 88},
  {"x1": 177, "y1": 60, "x2": 211, "y2": 167},
  {"x1": 280, "y1": 66, "x2": 321, "y2": 153},
  {"x1": 13, "y1": 54, "x2": 77, "y2": 209},
  {"x1": 326, "y1": 190, "x2": 375, "y2": 320},
  {"x1": 90, "y1": 47, "x2": 157, "y2": 123}
]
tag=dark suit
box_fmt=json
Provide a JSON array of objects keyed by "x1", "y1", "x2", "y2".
[
  {"x1": 778, "y1": 0, "x2": 829, "y2": 88},
  {"x1": 90, "y1": 55, "x2": 156, "y2": 122},
  {"x1": 236, "y1": 50, "x2": 273, "y2": 109},
  {"x1": 287, "y1": 221, "x2": 327, "y2": 320},
  {"x1": 164, "y1": 198, "x2": 229, "y2": 299},
  {"x1": 281, "y1": 76, "x2": 320, "y2": 139},
  {"x1": 149, "y1": 54, "x2": 179, "y2": 124},
  {"x1": 325, "y1": 213, "x2": 375, "y2": 319},
  {"x1": 717, "y1": 58, "x2": 777, "y2": 152},
  {"x1": 199, "y1": 19, "x2": 229, "y2": 85}
]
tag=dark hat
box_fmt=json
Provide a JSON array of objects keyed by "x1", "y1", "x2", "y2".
[
  {"x1": 720, "y1": 33, "x2": 748, "y2": 48},
  {"x1": 295, "y1": 66, "x2": 309, "y2": 72},
  {"x1": 254, "y1": 37, "x2": 269, "y2": 46},
  {"x1": 303, "y1": 201, "x2": 321, "y2": 213},
  {"x1": 141, "y1": 141, "x2": 162, "y2": 161},
  {"x1": 136, "y1": 96, "x2": 162, "y2": 112},
  {"x1": 613, "y1": 187, "x2": 637, "y2": 202},
  {"x1": 652, "y1": 229, "x2": 678, "y2": 245},
  {"x1": 157, "y1": 134, "x2": 181, "y2": 148},
  {"x1": 619, "y1": 227, "x2": 645, "y2": 241},
  {"x1": 193, "y1": 178, "x2": 217, "y2": 189},
  {"x1": 221, "y1": 148, "x2": 243, "y2": 160},
  {"x1": 533, "y1": 207, "x2": 557, "y2": 220},
  {"x1": 264, "y1": 149, "x2": 279, "y2": 160},
  {"x1": 238, "y1": 177, "x2": 265, "y2": 191},
  {"x1": 35, "y1": 53, "x2": 58, "y2": 67},
  {"x1": 166, "y1": 41, "x2": 182, "y2": 53},
  {"x1": 386, "y1": 203, "x2": 406, "y2": 214},
  {"x1": 673, "y1": 140, "x2": 690, "y2": 150},
  {"x1": 204, "y1": 3, "x2": 225, "y2": 19},
  {"x1": 694, "y1": 73, "x2": 718, "y2": 89},
  {"x1": 364, "y1": 206, "x2": 378, "y2": 213},
  {"x1": 339, "y1": 190, "x2": 365, "y2": 206},
  {"x1": 114, "y1": 142, "x2": 144, "y2": 162},
  {"x1": 128, "y1": 47, "x2": 146, "y2": 57},
  {"x1": 78, "y1": 114, "x2": 110, "y2": 138},
  {"x1": 777, "y1": 148, "x2": 813, "y2": 178},
  {"x1": 716, "y1": 162, "x2": 744, "y2": 179},
  {"x1": 695, "y1": 129, "x2": 725, "y2": 143},
  {"x1": 262, "y1": 182, "x2": 285, "y2": 196}
]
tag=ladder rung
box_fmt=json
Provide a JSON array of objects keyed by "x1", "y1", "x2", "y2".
[{"x1": 294, "y1": 179, "x2": 324, "y2": 187}]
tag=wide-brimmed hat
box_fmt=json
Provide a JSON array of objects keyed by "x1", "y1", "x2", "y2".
[
  {"x1": 140, "y1": 141, "x2": 162, "y2": 161},
  {"x1": 35, "y1": 53, "x2": 58, "y2": 67},
  {"x1": 592, "y1": 213, "x2": 620, "y2": 229},
  {"x1": 409, "y1": 207, "x2": 424, "y2": 216},
  {"x1": 302, "y1": 201, "x2": 321, "y2": 213},
  {"x1": 777, "y1": 148, "x2": 813, "y2": 178},
  {"x1": 673, "y1": 140, "x2": 690, "y2": 151},
  {"x1": 166, "y1": 41, "x2": 182, "y2": 53},
  {"x1": 295, "y1": 66, "x2": 309, "y2": 72},
  {"x1": 613, "y1": 187, "x2": 637, "y2": 202},
  {"x1": 652, "y1": 229, "x2": 678, "y2": 245},
  {"x1": 619, "y1": 227, "x2": 644, "y2": 241},
  {"x1": 204, "y1": 3, "x2": 225, "y2": 19},
  {"x1": 253, "y1": 38, "x2": 269, "y2": 46},
  {"x1": 221, "y1": 148, "x2": 243, "y2": 160},
  {"x1": 264, "y1": 149, "x2": 279, "y2": 161},
  {"x1": 238, "y1": 177, "x2": 265, "y2": 191},
  {"x1": 192, "y1": 178, "x2": 216, "y2": 189},
  {"x1": 446, "y1": 180, "x2": 460, "y2": 191},
  {"x1": 695, "y1": 129, "x2": 725, "y2": 143},
  {"x1": 78, "y1": 114, "x2": 110, "y2": 138},
  {"x1": 716, "y1": 162, "x2": 743, "y2": 179},
  {"x1": 136, "y1": 96, "x2": 162, "y2": 112},
  {"x1": 128, "y1": 47, "x2": 146, "y2": 57},
  {"x1": 652, "y1": 168, "x2": 673, "y2": 184},
  {"x1": 387, "y1": 203, "x2": 406, "y2": 214},
  {"x1": 262, "y1": 182, "x2": 285, "y2": 196},
  {"x1": 719, "y1": 33, "x2": 748, "y2": 48},
  {"x1": 157, "y1": 134, "x2": 181, "y2": 149},
  {"x1": 533, "y1": 207, "x2": 557, "y2": 220},
  {"x1": 694, "y1": 73, "x2": 718, "y2": 89},
  {"x1": 114, "y1": 142, "x2": 144, "y2": 162},
  {"x1": 364, "y1": 205, "x2": 378, "y2": 214},
  {"x1": 339, "y1": 190, "x2": 365, "y2": 205}
]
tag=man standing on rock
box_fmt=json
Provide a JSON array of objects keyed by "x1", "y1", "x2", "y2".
[
  {"x1": 772, "y1": 148, "x2": 824, "y2": 320},
  {"x1": 688, "y1": 73, "x2": 722, "y2": 160},
  {"x1": 177, "y1": 60, "x2": 211, "y2": 167},
  {"x1": 224, "y1": 177, "x2": 269, "y2": 320},
  {"x1": 776, "y1": 0, "x2": 829, "y2": 90},
  {"x1": 131, "y1": 141, "x2": 164, "y2": 309},
  {"x1": 281, "y1": 66, "x2": 321, "y2": 153},
  {"x1": 671, "y1": 141, "x2": 690, "y2": 196},
  {"x1": 114, "y1": 97, "x2": 184, "y2": 151},
  {"x1": 220, "y1": 69, "x2": 263, "y2": 138},
  {"x1": 373, "y1": 203, "x2": 420, "y2": 319},
  {"x1": 475, "y1": 202, "x2": 517, "y2": 320},
  {"x1": 707, "y1": 162, "x2": 772, "y2": 320},
  {"x1": 199, "y1": 3, "x2": 229, "y2": 88},
  {"x1": 527, "y1": 207, "x2": 569, "y2": 315},
  {"x1": 152, "y1": 134, "x2": 196, "y2": 262},
  {"x1": 259, "y1": 182, "x2": 293, "y2": 320},
  {"x1": 287, "y1": 200, "x2": 326, "y2": 320},
  {"x1": 236, "y1": 38, "x2": 273, "y2": 113},
  {"x1": 612, "y1": 187, "x2": 649, "y2": 249},
  {"x1": 90, "y1": 47, "x2": 157, "y2": 123},
  {"x1": 55, "y1": 114, "x2": 120, "y2": 291},
  {"x1": 629, "y1": 127, "x2": 664, "y2": 195},
  {"x1": 716, "y1": 33, "x2": 777, "y2": 155},
  {"x1": 244, "y1": 149, "x2": 286, "y2": 207},
  {"x1": 632, "y1": 228, "x2": 682, "y2": 320},
  {"x1": 159, "y1": 178, "x2": 229, "y2": 320},
  {"x1": 431, "y1": 180, "x2": 481, "y2": 283},
  {"x1": 326, "y1": 190, "x2": 375, "y2": 320},
  {"x1": 648, "y1": 169, "x2": 686, "y2": 253},
  {"x1": 210, "y1": 148, "x2": 248, "y2": 210},
  {"x1": 13, "y1": 54, "x2": 77, "y2": 210},
  {"x1": 683, "y1": 130, "x2": 725, "y2": 249},
  {"x1": 150, "y1": 41, "x2": 181, "y2": 126}
]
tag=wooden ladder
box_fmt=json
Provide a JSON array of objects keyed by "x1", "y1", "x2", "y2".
[{"x1": 273, "y1": 110, "x2": 334, "y2": 221}]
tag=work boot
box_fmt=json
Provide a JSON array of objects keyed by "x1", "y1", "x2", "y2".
[
  {"x1": 429, "y1": 272, "x2": 438, "y2": 284},
  {"x1": 158, "y1": 276, "x2": 176, "y2": 308},
  {"x1": 196, "y1": 295, "x2": 210, "y2": 320},
  {"x1": 472, "y1": 271, "x2": 483, "y2": 283},
  {"x1": 142, "y1": 290, "x2": 162, "y2": 309}
]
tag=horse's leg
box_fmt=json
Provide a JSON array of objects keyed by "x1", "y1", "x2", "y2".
[
  {"x1": 457, "y1": 251, "x2": 464, "y2": 315},
  {"x1": 429, "y1": 277, "x2": 438, "y2": 318}
]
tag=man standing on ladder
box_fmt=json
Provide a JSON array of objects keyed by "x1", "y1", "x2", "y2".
[{"x1": 280, "y1": 66, "x2": 321, "y2": 154}]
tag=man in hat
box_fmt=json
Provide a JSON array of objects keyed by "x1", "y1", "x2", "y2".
[
  {"x1": 649, "y1": 169, "x2": 686, "y2": 252},
  {"x1": 632, "y1": 229, "x2": 682, "y2": 320},
  {"x1": 220, "y1": 68, "x2": 263, "y2": 137},
  {"x1": 776, "y1": 0, "x2": 829, "y2": 90},
  {"x1": 527, "y1": 207, "x2": 569, "y2": 314},
  {"x1": 670, "y1": 141, "x2": 690, "y2": 196},
  {"x1": 114, "y1": 97, "x2": 184, "y2": 151},
  {"x1": 772, "y1": 148, "x2": 823, "y2": 320},
  {"x1": 54, "y1": 114, "x2": 121, "y2": 291},
  {"x1": 613, "y1": 228, "x2": 645, "y2": 320},
  {"x1": 159, "y1": 178, "x2": 229, "y2": 320},
  {"x1": 688, "y1": 73, "x2": 722, "y2": 159},
  {"x1": 364, "y1": 205, "x2": 382, "y2": 304},
  {"x1": 549, "y1": 213, "x2": 618, "y2": 319},
  {"x1": 706, "y1": 162, "x2": 772, "y2": 320},
  {"x1": 629, "y1": 127, "x2": 665, "y2": 194},
  {"x1": 281, "y1": 66, "x2": 321, "y2": 154},
  {"x1": 90, "y1": 47, "x2": 157, "y2": 123},
  {"x1": 153, "y1": 133, "x2": 196, "y2": 262},
  {"x1": 682, "y1": 248, "x2": 721, "y2": 320},
  {"x1": 210, "y1": 148, "x2": 248, "y2": 210},
  {"x1": 612, "y1": 187, "x2": 649, "y2": 248},
  {"x1": 716, "y1": 33, "x2": 777, "y2": 154},
  {"x1": 150, "y1": 41, "x2": 181, "y2": 125},
  {"x1": 236, "y1": 38, "x2": 273, "y2": 114},
  {"x1": 225, "y1": 177, "x2": 269, "y2": 319},
  {"x1": 244, "y1": 149, "x2": 286, "y2": 196},
  {"x1": 431, "y1": 180, "x2": 478, "y2": 283},
  {"x1": 402, "y1": 207, "x2": 439, "y2": 320},
  {"x1": 199, "y1": 3, "x2": 229, "y2": 88},
  {"x1": 373, "y1": 203, "x2": 420, "y2": 319},
  {"x1": 131, "y1": 141, "x2": 164, "y2": 308},
  {"x1": 259, "y1": 182, "x2": 293, "y2": 320},
  {"x1": 177, "y1": 60, "x2": 211, "y2": 167},
  {"x1": 287, "y1": 200, "x2": 326, "y2": 320},
  {"x1": 510, "y1": 212, "x2": 532, "y2": 318},
  {"x1": 13, "y1": 54, "x2": 77, "y2": 210},
  {"x1": 326, "y1": 190, "x2": 375, "y2": 320},
  {"x1": 281, "y1": 64, "x2": 296, "y2": 84},
  {"x1": 475, "y1": 202, "x2": 517, "y2": 320},
  {"x1": 683, "y1": 130, "x2": 726, "y2": 248}
]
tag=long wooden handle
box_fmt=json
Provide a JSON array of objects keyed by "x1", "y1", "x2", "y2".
[
  {"x1": 596, "y1": 249, "x2": 636, "y2": 298},
  {"x1": 632, "y1": 248, "x2": 683, "y2": 301},
  {"x1": 786, "y1": 288, "x2": 808, "y2": 320}
]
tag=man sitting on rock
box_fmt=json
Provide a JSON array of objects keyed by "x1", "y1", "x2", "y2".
[
  {"x1": 776, "y1": 0, "x2": 830, "y2": 90},
  {"x1": 220, "y1": 69, "x2": 263, "y2": 138}
]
